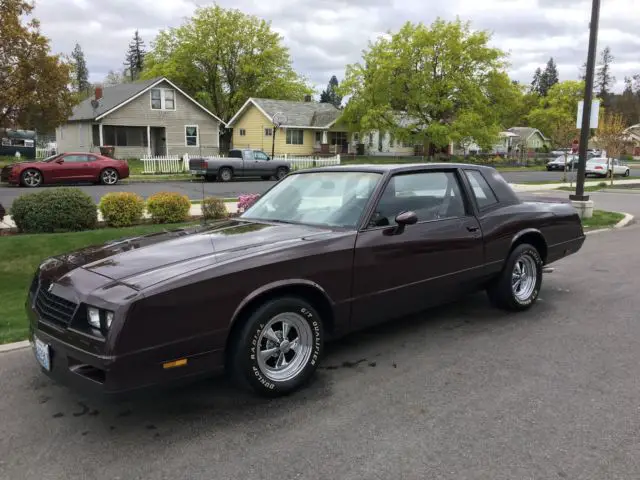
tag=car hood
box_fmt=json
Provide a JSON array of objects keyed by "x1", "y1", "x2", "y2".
[
  {"x1": 2, "y1": 160, "x2": 43, "y2": 169},
  {"x1": 49, "y1": 220, "x2": 336, "y2": 290}
]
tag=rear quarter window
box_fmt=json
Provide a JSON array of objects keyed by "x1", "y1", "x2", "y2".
[
  {"x1": 229, "y1": 150, "x2": 242, "y2": 158},
  {"x1": 464, "y1": 170, "x2": 499, "y2": 209}
]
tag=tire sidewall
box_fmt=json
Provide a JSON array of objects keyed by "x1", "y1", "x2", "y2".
[
  {"x1": 237, "y1": 297, "x2": 323, "y2": 396},
  {"x1": 276, "y1": 168, "x2": 288, "y2": 180},
  {"x1": 219, "y1": 168, "x2": 232, "y2": 182},
  {"x1": 508, "y1": 244, "x2": 543, "y2": 308}
]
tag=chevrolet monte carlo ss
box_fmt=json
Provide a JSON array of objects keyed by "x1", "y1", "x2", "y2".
[{"x1": 28, "y1": 164, "x2": 585, "y2": 397}]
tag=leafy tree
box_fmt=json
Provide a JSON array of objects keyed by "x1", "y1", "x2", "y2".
[
  {"x1": 124, "y1": 30, "x2": 145, "y2": 82},
  {"x1": 0, "y1": 0, "x2": 74, "y2": 131},
  {"x1": 103, "y1": 69, "x2": 126, "y2": 87},
  {"x1": 594, "y1": 111, "x2": 629, "y2": 185},
  {"x1": 339, "y1": 18, "x2": 513, "y2": 156},
  {"x1": 319, "y1": 75, "x2": 343, "y2": 108},
  {"x1": 142, "y1": 4, "x2": 312, "y2": 129}
]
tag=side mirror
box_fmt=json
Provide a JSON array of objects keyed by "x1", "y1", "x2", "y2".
[
  {"x1": 55, "y1": 158, "x2": 64, "y2": 164},
  {"x1": 385, "y1": 211, "x2": 417, "y2": 235}
]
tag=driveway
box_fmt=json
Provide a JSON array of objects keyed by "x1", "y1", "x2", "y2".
[
  {"x1": 1, "y1": 169, "x2": 639, "y2": 209},
  {"x1": 2, "y1": 225, "x2": 640, "y2": 479}
]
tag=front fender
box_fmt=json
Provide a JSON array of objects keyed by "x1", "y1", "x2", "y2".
[{"x1": 229, "y1": 278, "x2": 334, "y2": 328}]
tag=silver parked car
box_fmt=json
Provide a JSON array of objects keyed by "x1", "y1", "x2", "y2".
[{"x1": 585, "y1": 158, "x2": 631, "y2": 178}]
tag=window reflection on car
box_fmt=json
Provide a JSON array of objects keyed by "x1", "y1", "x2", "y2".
[{"x1": 241, "y1": 171, "x2": 382, "y2": 228}]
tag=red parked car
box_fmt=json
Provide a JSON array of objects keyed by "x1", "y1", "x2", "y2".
[{"x1": 0, "y1": 152, "x2": 129, "y2": 187}]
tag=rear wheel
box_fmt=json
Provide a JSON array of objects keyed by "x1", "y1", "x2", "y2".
[
  {"x1": 487, "y1": 243, "x2": 543, "y2": 311},
  {"x1": 228, "y1": 296, "x2": 324, "y2": 397},
  {"x1": 100, "y1": 168, "x2": 119, "y2": 185},
  {"x1": 624, "y1": 168, "x2": 630, "y2": 177},
  {"x1": 218, "y1": 167, "x2": 233, "y2": 182},
  {"x1": 276, "y1": 167, "x2": 288, "y2": 180},
  {"x1": 21, "y1": 169, "x2": 42, "y2": 187}
]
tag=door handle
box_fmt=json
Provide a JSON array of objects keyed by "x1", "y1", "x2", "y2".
[{"x1": 466, "y1": 225, "x2": 479, "y2": 232}]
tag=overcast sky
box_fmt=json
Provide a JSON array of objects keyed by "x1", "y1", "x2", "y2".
[{"x1": 36, "y1": 0, "x2": 640, "y2": 95}]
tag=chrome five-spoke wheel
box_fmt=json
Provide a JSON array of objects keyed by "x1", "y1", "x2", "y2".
[
  {"x1": 256, "y1": 313, "x2": 313, "y2": 382},
  {"x1": 512, "y1": 255, "x2": 537, "y2": 302},
  {"x1": 101, "y1": 168, "x2": 119, "y2": 185}
]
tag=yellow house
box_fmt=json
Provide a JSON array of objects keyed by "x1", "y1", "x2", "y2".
[{"x1": 226, "y1": 97, "x2": 351, "y2": 156}]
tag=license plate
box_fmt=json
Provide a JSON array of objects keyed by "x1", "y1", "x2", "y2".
[{"x1": 34, "y1": 336, "x2": 51, "y2": 371}]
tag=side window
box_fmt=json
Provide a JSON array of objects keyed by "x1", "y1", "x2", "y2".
[
  {"x1": 369, "y1": 171, "x2": 466, "y2": 227},
  {"x1": 244, "y1": 150, "x2": 254, "y2": 160},
  {"x1": 62, "y1": 155, "x2": 83, "y2": 163},
  {"x1": 254, "y1": 151, "x2": 268, "y2": 161},
  {"x1": 464, "y1": 170, "x2": 498, "y2": 209},
  {"x1": 229, "y1": 150, "x2": 242, "y2": 158}
]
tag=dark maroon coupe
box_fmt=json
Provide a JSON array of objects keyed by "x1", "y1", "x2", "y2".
[{"x1": 27, "y1": 164, "x2": 585, "y2": 397}]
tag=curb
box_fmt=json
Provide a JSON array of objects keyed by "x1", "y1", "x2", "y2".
[
  {"x1": 0, "y1": 340, "x2": 30, "y2": 353},
  {"x1": 615, "y1": 212, "x2": 634, "y2": 229}
]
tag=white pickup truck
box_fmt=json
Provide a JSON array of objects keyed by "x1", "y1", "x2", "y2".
[{"x1": 188, "y1": 149, "x2": 291, "y2": 182}]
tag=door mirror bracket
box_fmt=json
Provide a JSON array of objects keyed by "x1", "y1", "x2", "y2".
[{"x1": 384, "y1": 211, "x2": 417, "y2": 236}]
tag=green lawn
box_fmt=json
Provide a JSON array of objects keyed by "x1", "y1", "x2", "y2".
[
  {"x1": 0, "y1": 222, "x2": 198, "y2": 344},
  {"x1": 582, "y1": 210, "x2": 625, "y2": 230}
]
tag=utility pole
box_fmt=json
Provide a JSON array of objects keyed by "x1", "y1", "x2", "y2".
[{"x1": 570, "y1": 0, "x2": 600, "y2": 205}]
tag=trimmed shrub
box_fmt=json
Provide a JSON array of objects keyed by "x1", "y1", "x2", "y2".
[
  {"x1": 201, "y1": 196, "x2": 228, "y2": 220},
  {"x1": 99, "y1": 192, "x2": 145, "y2": 227},
  {"x1": 146, "y1": 192, "x2": 191, "y2": 224},
  {"x1": 238, "y1": 193, "x2": 261, "y2": 212},
  {"x1": 10, "y1": 188, "x2": 97, "y2": 233}
]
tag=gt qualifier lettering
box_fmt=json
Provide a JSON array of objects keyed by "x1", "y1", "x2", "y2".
[
  {"x1": 514, "y1": 249, "x2": 542, "y2": 306},
  {"x1": 250, "y1": 322, "x2": 275, "y2": 389}
]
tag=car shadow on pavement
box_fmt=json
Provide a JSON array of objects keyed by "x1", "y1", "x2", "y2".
[{"x1": 27, "y1": 290, "x2": 550, "y2": 441}]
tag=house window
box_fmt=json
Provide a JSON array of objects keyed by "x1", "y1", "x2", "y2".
[
  {"x1": 150, "y1": 88, "x2": 176, "y2": 110},
  {"x1": 102, "y1": 126, "x2": 148, "y2": 147},
  {"x1": 286, "y1": 129, "x2": 304, "y2": 145},
  {"x1": 185, "y1": 125, "x2": 199, "y2": 146},
  {"x1": 265, "y1": 128, "x2": 273, "y2": 136},
  {"x1": 239, "y1": 129, "x2": 246, "y2": 136},
  {"x1": 315, "y1": 132, "x2": 322, "y2": 144}
]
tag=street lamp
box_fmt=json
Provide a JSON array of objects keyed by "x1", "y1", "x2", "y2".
[{"x1": 570, "y1": 0, "x2": 601, "y2": 211}]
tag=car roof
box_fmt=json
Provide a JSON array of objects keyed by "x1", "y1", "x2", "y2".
[{"x1": 294, "y1": 162, "x2": 499, "y2": 175}]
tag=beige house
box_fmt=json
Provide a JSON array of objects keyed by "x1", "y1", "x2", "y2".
[
  {"x1": 56, "y1": 77, "x2": 224, "y2": 159},
  {"x1": 507, "y1": 127, "x2": 549, "y2": 151}
]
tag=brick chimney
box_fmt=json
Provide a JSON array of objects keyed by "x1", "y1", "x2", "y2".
[{"x1": 95, "y1": 86, "x2": 103, "y2": 101}]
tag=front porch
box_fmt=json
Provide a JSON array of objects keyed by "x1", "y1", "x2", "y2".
[
  {"x1": 313, "y1": 130, "x2": 352, "y2": 155},
  {"x1": 92, "y1": 124, "x2": 168, "y2": 158}
]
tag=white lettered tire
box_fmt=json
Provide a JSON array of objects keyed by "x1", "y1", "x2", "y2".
[
  {"x1": 487, "y1": 243, "x2": 543, "y2": 311},
  {"x1": 229, "y1": 296, "x2": 324, "y2": 397}
]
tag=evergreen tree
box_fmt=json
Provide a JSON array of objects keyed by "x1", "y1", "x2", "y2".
[
  {"x1": 595, "y1": 46, "x2": 615, "y2": 101},
  {"x1": 540, "y1": 57, "x2": 559, "y2": 95},
  {"x1": 531, "y1": 68, "x2": 542, "y2": 94},
  {"x1": 124, "y1": 30, "x2": 146, "y2": 82},
  {"x1": 71, "y1": 42, "x2": 90, "y2": 94},
  {"x1": 319, "y1": 75, "x2": 343, "y2": 108}
]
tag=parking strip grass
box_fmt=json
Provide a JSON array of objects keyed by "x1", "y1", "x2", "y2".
[
  {"x1": 582, "y1": 210, "x2": 626, "y2": 231},
  {"x1": 0, "y1": 222, "x2": 199, "y2": 344}
]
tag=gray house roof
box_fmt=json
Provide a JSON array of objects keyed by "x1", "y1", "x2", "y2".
[
  {"x1": 67, "y1": 76, "x2": 224, "y2": 124},
  {"x1": 507, "y1": 127, "x2": 547, "y2": 142},
  {"x1": 227, "y1": 98, "x2": 342, "y2": 129},
  {"x1": 69, "y1": 77, "x2": 162, "y2": 121}
]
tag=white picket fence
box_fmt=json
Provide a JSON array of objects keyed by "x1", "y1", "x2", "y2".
[
  {"x1": 272, "y1": 154, "x2": 341, "y2": 171},
  {"x1": 141, "y1": 154, "x2": 188, "y2": 174}
]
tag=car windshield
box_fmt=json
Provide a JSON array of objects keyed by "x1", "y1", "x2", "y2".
[{"x1": 240, "y1": 171, "x2": 382, "y2": 228}]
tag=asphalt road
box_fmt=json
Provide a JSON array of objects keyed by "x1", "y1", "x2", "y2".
[
  {"x1": 2, "y1": 225, "x2": 640, "y2": 479},
  {"x1": 1, "y1": 168, "x2": 638, "y2": 208}
]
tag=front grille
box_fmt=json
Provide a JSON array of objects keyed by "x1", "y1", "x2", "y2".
[{"x1": 34, "y1": 283, "x2": 78, "y2": 328}]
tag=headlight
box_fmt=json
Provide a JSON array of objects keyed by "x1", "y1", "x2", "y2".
[{"x1": 87, "y1": 306, "x2": 114, "y2": 332}]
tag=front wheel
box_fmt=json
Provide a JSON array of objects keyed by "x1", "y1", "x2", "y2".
[
  {"x1": 487, "y1": 243, "x2": 543, "y2": 311},
  {"x1": 624, "y1": 169, "x2": 630, "y2": 177},
  {"x1": 229, "y1": 297, "x2": 324, "y2": 397},
  {"x1": 100, "y1": 168, "x2": 119, "y2": 185},
  {"x1": 21, "y1": 169, "x2": 42, "y2": 187}
]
